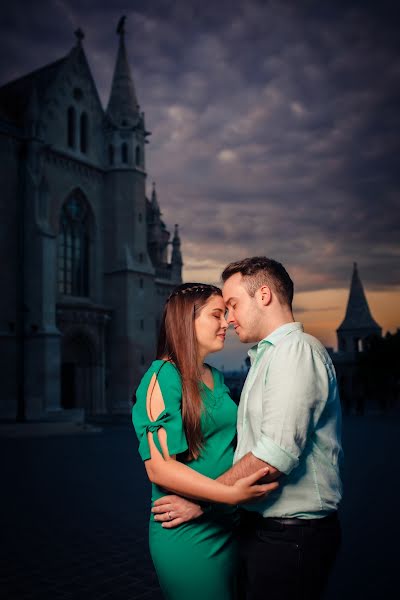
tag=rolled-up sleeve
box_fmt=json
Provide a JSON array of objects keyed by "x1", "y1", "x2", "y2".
[{"x1": 251, "y1": 340, "x2": 329, "y2": 474}]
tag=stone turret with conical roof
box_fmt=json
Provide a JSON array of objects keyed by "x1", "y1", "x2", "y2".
[
  {"x1": 104, "y1": 15, "x2": 150, "y2": 272},
  {"x1": 171, "y1": 224, "x2": 183, "y2": 283},
  {"x1": 105, "y1": 16, "x2": 149, "y2": 171},
  {"x1": 147, "y1": 182, "x2": 171, "y2": 270},
  {"x1": 337, "y1": 263, "x2": 382, "y2": 353},
  {"x1": 151, "y1": 181, "x2": 160, "y2": 214},
  {"x1": 106, "y1": 16, "x2": 140, "y2": 127},
  {"x1": 103, "y1": 17, "x2": 155, "y2": 412}
]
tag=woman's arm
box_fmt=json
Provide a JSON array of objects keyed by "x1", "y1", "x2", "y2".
[
  {"x1": 141, "y1": 368, "x2": 278, "y2": 505},
  {"x1": 145, "y1": 428, "x2": 277, "y2": 505}
]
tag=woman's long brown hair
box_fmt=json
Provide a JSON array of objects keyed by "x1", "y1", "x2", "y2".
[{"x1": 156, "y1": 283, "x2": 222, "y2": 460}]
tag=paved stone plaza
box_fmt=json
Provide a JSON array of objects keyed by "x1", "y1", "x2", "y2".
[{"x1": 1, "y1": 415, "x2": 398, "y2": 600}]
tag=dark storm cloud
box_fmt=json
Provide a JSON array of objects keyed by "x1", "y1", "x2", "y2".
[{"x1": 1, "y1": 0, "x2": 399, "y2": 292}]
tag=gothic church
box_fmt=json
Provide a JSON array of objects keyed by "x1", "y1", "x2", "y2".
[{"x1": 0, "y1": 22, "x2": 183, "y2": 420}]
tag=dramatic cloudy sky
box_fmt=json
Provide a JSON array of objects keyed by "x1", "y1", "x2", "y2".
[{"x1": 1, "y1": 0, "x2": 399, "y2": 368}]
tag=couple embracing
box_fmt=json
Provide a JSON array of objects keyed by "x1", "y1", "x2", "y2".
[{"x1": 132, "y1": 256, "x2": 343, "y2": 600}]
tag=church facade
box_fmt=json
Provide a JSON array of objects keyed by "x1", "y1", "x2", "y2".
[{"x1": 0, "y1": 24, "x2": 183, "y2": 420}]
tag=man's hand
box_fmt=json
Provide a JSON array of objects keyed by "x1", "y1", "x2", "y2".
[{"x1": 151, "y1": 495, "x2": 204, "y2": 529}]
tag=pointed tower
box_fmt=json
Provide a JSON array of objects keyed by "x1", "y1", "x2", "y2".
[
  {"x1": 105, "y1": 16, "x2": 149, "y2": 171},
  {"x1": 147, "y1": 182, "x2": 170, "y2": 268},
  {"x1": 151, "y1": 181, "x2": 160, "y2": 214},
  {"x1": 106, "y1": 16, "x2": 140, "y2": 127},
  {"x1": 103, "y1": 17, "x2": 155, "y2": 413},
  {"x1": 337, "y1": 263, "x2": 382, "y2": 353},
  {"x1": 171, "y1": 224, "x2": 183, "y2": 283}
]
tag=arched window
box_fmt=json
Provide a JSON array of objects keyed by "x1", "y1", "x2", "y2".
[
  {"x1": 122, "y1": 142, "x2": 128, "y2": 164},
  {"x1": 67, "y1": 107, "x2": 76, "y2": 148},
  {"x1": 135, "y1": 145, "x2": 141, "y2": 166},
  {"x1": 108, "y1": 144, "x2": 114, "y2": 165},
  {"x1": 58, "y1": 194, "x2": 90, "y2": 297},
  {"x1": 80, "y1": 112, "x2": 89, "y2": 153}
]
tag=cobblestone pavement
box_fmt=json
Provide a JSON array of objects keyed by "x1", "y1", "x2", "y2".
[
  {"x1": 1, "y1": 421, "x2": 162, "y2": 600},
  {"x1": 1, "y1": 415, "x2": 399, "y2": 599}
]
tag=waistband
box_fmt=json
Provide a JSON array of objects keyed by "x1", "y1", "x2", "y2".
[{"x1": 240, "y1": 510, "x2": 339, "y2": 530}]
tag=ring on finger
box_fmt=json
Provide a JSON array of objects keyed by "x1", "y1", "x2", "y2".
[{"x1": 168, "y1": 511, "x2": 172, "y2": 520}]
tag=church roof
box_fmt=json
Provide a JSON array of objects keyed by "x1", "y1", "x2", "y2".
[
  {"x1": 106, "y1": 19, "x2": 140, "y2": 127},
  {"x1": 0, "y1": 57, "x2": 66, "y2": 125},
  {"x1": 337, "y1": 263, "x2": 381, "y2": 332}
]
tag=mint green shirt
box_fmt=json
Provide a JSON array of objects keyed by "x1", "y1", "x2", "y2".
[{"x1": 234, "y1": 322, "x2": 343, "y2": 518}]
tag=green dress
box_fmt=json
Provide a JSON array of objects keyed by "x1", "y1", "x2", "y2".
[{"x1": 132, "y1": 360, "x2": 238, "y2": 600}]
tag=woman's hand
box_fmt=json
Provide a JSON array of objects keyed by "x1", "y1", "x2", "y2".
[{"x1": 226, "y1": 467, "x2": 279, "y2": 505}]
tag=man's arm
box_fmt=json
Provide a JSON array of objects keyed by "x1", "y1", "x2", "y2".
[
  {"x1": 155, "y1": 340, "x2": 329, "y2": 527},
  {"x1": 152, "y1": 456, "x2": 280, "y2": 528},
  {"x1": 217, "y1": 452, "x2": 281, "y2": 485},
  {"x1": 152, "y1": 494, "x2": 205, "y2": 528}
]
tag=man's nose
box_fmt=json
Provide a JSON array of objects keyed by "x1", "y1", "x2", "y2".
[{"x1": 226, "y1": 311, "x2": 235, "y2": 325}]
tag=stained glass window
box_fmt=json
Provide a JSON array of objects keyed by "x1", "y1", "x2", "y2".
[{"x1": 58, "y1": 195, "x2": 90, "y2": 296}]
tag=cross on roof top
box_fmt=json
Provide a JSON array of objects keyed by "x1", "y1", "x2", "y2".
[{"x1": 74, "y1": 28, "x2": 85, "y2": 45}]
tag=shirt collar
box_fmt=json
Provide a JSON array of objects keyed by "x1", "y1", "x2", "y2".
[{"x1": 248, "y1": 322, "x2": 304, "y2": 362}]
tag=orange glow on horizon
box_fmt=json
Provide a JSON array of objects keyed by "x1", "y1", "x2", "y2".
[
  {"x1": 295, "y1": 288, "x2": 400, "y2": 349},
  {"x1": 183, "y1": 262, "x2": 400, "y2": 354}
]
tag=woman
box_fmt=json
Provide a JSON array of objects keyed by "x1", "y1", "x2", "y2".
[{"x1": 132, "y1": 283, "x2": 277, "y2": 599}]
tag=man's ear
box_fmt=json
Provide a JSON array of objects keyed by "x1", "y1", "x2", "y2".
[{"x1": 259, "y1": 285, "x2": 272, "y2": 306}]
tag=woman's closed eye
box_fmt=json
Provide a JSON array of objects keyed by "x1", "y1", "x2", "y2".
[{"x1": 212, "y1": 310, "x2": 224, "y2": 319}]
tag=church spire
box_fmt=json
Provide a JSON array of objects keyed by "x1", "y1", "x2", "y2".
[
  {"x1": 151, "y1": 182, "x2": 160, "y2": 213},
  {"x1": 106, "y1": 16, "x2": 140, "y2": 127},
  {"x1": 171, "y1": 224, "x2": 183, "y2": 283},
  {"x1": 338, "y1": 263, "x2": 381, "y2": 331}
]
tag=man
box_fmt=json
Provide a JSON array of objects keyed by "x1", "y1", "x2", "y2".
[{"x1": 152, "y1": 257, "x2": 343, "y2": 599}]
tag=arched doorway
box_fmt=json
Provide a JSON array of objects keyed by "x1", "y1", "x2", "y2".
[{"x1": 61, "y1": 331, "x2": 96, "y2": 413}]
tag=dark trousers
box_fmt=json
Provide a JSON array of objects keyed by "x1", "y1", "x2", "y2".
[{"x1": 238, "y1": 511, "x2": 341, "y2": 600}]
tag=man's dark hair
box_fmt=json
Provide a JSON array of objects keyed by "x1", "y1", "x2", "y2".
[{"x1": 221, "y1": 256, "x2": 294, "y2": 308}]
